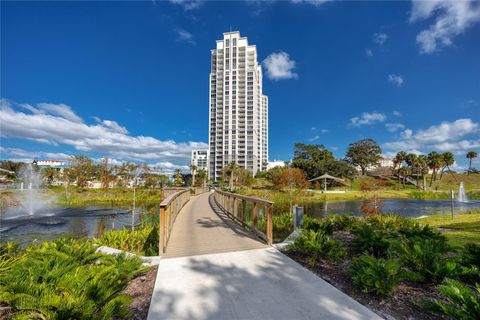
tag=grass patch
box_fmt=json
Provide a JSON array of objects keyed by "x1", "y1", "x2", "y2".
[
  {"x1": 47, "y1": 186, "x2": 162, "y2": 206},
  {"x1": 417, "y1": 213, "x2": 480, "y2": 247}
]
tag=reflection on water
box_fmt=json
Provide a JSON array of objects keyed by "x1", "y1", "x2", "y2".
[
  {"x1": 0, "y1": 205, "x2": 158, "y2": 245},
  {"x1": 297, "y1": 198, "x2": 480, "y2": 219}
]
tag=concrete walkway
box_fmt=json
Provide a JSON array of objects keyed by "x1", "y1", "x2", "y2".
[
  {"x1": 163, "y1": 192, "x2": 267, "y2": 259},
  {"x1": 148, "y1": 247, "x2": 381, "y2": 320}
]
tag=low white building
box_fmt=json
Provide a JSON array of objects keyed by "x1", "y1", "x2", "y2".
[
  {"x1": 356, "y1": 157, "x2": 394, "y2": 172},
  {"x1": 35, "y1": 160, "x2": 66, "y2": 170},
  {"x1": 34, "y1": 160, "x2": 66, "y2": 168},
  {"x1": 267, "y1": 160, "x2": 286, "y2": 170},
  {"x1": 191, "y1": 149, "x2": 209, "y2": 172}
]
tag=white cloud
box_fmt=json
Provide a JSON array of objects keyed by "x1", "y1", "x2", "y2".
[
  {"x1": 168, "y1": 0, "x2": 203, "y2": 11},
  {"x1": 150, "y1": 161, "x2": 190, "y2": 174},
  {"x1": 174, "y1": 28, "x2": 195, "y2": 45},
  {"x1": 311, "y1": 126, "x2": 317, "y2": 130},
  {"x1": 401, "y1": 128, "x2": 413, "y2": 139},
  {"x1": 290, "y1": 0, "x2": 331, "y2": 6},
  {"x1": 21, "y1": 102, "x2": 83, "y2": 123},
  {"x1": 308, "y1": 135, "x2": 320, "y2": 142},
  {"x1": 365, "y1": 48, "x2": 373, "y2": 57},
  {"x1": 385, "y1": 123, "x2": 405, "y2": 132},
  {"x1": 414, "y1": 118, "x2": 478, "y2": 143},
  {"x1": 0, "y1": 147, "x2": 71, "y2": 161},
  {"x1": 388, "y1": 74, "x2": 404, "y2": 87},
  {"x1": 373, "y1": 32, "x2": 388, "y2": 46},
  {"x1": 321, "y1": 129, "x2": 329, "y2": 133},
  {"x1": 262, "y1": 52, "x2": 298, "y2": 81},
  {"x1": 410, "y1": 0, "x2": 480, "y2": 54},
  {"x1": 0, "y1": 99, "x2": 207, "y2": 165},
  {"x1": 350, "y1": 112, "x2": 386, "y2": 127},
  {"x1": 393, "y1": 110, "x2": 401, "y2": 117},
  {"x1": 383, "y1": 118, "x2": 480, "y2": 156}
]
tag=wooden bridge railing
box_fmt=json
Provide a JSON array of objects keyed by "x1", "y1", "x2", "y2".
[
  {"x1": 159, "y1": 189, "x2": 190, "y2": 254},
  {"x1": 213, "y1": 189, "x2": 274, "y2": 245},
  {"x1": 161, "y1": 187, "x2": 188, "y2": 199},
  {"x1": 191, "y1": 186, "x2": 210, "y2": 195}
]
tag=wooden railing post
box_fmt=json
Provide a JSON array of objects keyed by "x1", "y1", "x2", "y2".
[
  {"x1": 242, "y1": 199, "x2": 246, "y2": 221},
  {"x1": 266, "y1": 204, "x2": 273, "y2": 246},
  {"x1": 159, "y1": 206, "x2": 166, "y2": 254},
  {"x1": 233, "y1": 198, "x2": 237, "y2": 218},
  {"x1": 253, "y1": 202, "x2": 258, "y2": 228}
]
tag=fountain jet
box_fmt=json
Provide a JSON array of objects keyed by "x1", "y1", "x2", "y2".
[
  {"x1": 20, "y1": 163, "x2": 47, "y2": 215},
  {"x1": 457, "y1": 181, "x2": 468, "y2": 203}
]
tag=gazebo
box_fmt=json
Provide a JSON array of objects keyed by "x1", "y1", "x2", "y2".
[{"x1": 309, "y1": 173, "x2": 350, "y2": 192}]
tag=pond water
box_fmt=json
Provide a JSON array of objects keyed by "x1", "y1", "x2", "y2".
[
  {"x1": 301, "y1": 198, "x2": 480, "y2": 218},
  {"x1": 2, "y1": 198, "x2": 479, "y2": 245},
  {"x1": 0, "y1": 205, "x2": 153, "y2": 245}
]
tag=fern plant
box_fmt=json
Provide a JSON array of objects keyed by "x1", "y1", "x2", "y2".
[
  {"x1": 287, "y1": 229, "x2": 346, "y2": 266},
  {"x1": 393, "y1": 238, "x2": 460, "y2": 283},
  {"x1": 461, "y1": 243, "x2": 480, "y2": 268},
  {"x1": 351, "y1": 223, "x2": 392, "y2": 257},
  {"x1": 95, "y1": 224, "x2": 158, "y2": 256},
  {"x1": 0, "y1": 237, "x2": 143, "y2": 319},
  {"x1": 348, "y1": 253, "x2": 402, "y2": 296},
  {"x1": 423, "y1": 279, "x2": 480, "y2": 320}
]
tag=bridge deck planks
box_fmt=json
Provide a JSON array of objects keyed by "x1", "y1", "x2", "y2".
[{"x1": 162, "y1": 192, "x2": 267, "y2": 259}]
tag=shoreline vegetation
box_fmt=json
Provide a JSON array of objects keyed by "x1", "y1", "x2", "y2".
[{"x1": 1, "y1": 172, "x2": 478, "y2": 212}]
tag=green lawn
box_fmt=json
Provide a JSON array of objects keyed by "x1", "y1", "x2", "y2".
[{"x1": 417, "y1": 212, "x2": 480, "y2": 247}]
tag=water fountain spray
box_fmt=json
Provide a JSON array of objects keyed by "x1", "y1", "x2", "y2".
[
  {"x1": 19, "y1": 163, "x2": 46, "y2": 215},
  {"x1": 457, "y1": 181, "x2": 468, "y2": 203}
]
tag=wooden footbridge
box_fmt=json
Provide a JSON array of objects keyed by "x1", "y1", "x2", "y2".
[
  {"x1": 148, "y1": 188, "x2": 382, "y2": 320},
  {"x1": 158, "y1": 188, "x2": 273, "y2": 258}
]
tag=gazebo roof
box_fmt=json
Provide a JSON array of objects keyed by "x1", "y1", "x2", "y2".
[{"x1": 309, "y1": 173, "x2": 350, "y2": 185}]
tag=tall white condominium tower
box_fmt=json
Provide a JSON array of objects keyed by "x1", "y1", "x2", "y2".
[{"x1": 208, "y1": 31, "x2": 269, "y2": 180}]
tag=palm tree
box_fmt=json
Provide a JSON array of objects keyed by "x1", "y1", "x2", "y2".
[
  {"x1": 417, "y1": 155, "x2": 428, "y2": 189},
  {"x1": 173, "y1": 168, "x2": 184, "y2": 186},
  {"x1": 189, "y1": 164, "x2": 198, "y2": 187},
  {"x1": 393, "y1": 151, "x2": 407, "y2": 186},
  {"x1": 393, "y1": 151, "x2": 407, "y2": 172},
  {"x1": 428, "y1": 151, "x2": 442, "y2": 187},
  {"x1": 196, "y1": 169, "x2": 208, "y2": 187},
  {"x1": 227, "y1": 162, "x2": 238, "y2": 190},
  {"x1": 398, "y1": 167, "x2": 408, "y2": 186},
  {"x1": 405, "y1": 152, "x2": 417, "y2": 172},
  {"x1": 467, "y1": 151, "x2": 478, "y2": 174},
  {"x1": 441, "y1": 152, "x2": 457, "y2": 182}
]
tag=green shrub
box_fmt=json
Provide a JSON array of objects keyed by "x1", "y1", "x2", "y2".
[
  {"x1": 423, "y1": 279, "x2": 480, "y2": 320},
  {"x1": 366, "y1": 214, "x2": 416, "y2": 231},
  {"x1": 461, "y1": 243, "x2": 480, "y2": 268},
  {"x1": 287, "y1": 229, "x2": 346, "y2": 266},
  {"x1": 95, "y1": 224, "x2": 158, "y2": 256},
  {"x1": 397, "y1": 223, "x2": 446, "y2": 243},
  {"x1": 394, "y1": 238, "x2": 461, "y2": 283},
  {"x1": 258, "y1": 212, "x2": 293, "y2": 242},
  {"x1": 351, "y1": 223, "x2": 392, "y2": 257},
  {"x1": 0, "y1": 238, "x2": 142, "y2": 319},
  {"x1": 302, "y1": 215, "x2": 323, "y2": 232},
  {"x1": 302, "y1": 215, "x2": 357, "y2": 235},
  {"x1": 348, "y1": 254, "x2": 402, "y2": 296},
  {"x1": 0, "y1": 242, "x2": 23, "y2": 277}
]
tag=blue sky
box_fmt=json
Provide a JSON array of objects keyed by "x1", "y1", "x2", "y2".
[{"x1": 1, "y1": 0, "x2": 479, "y2": 172}]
